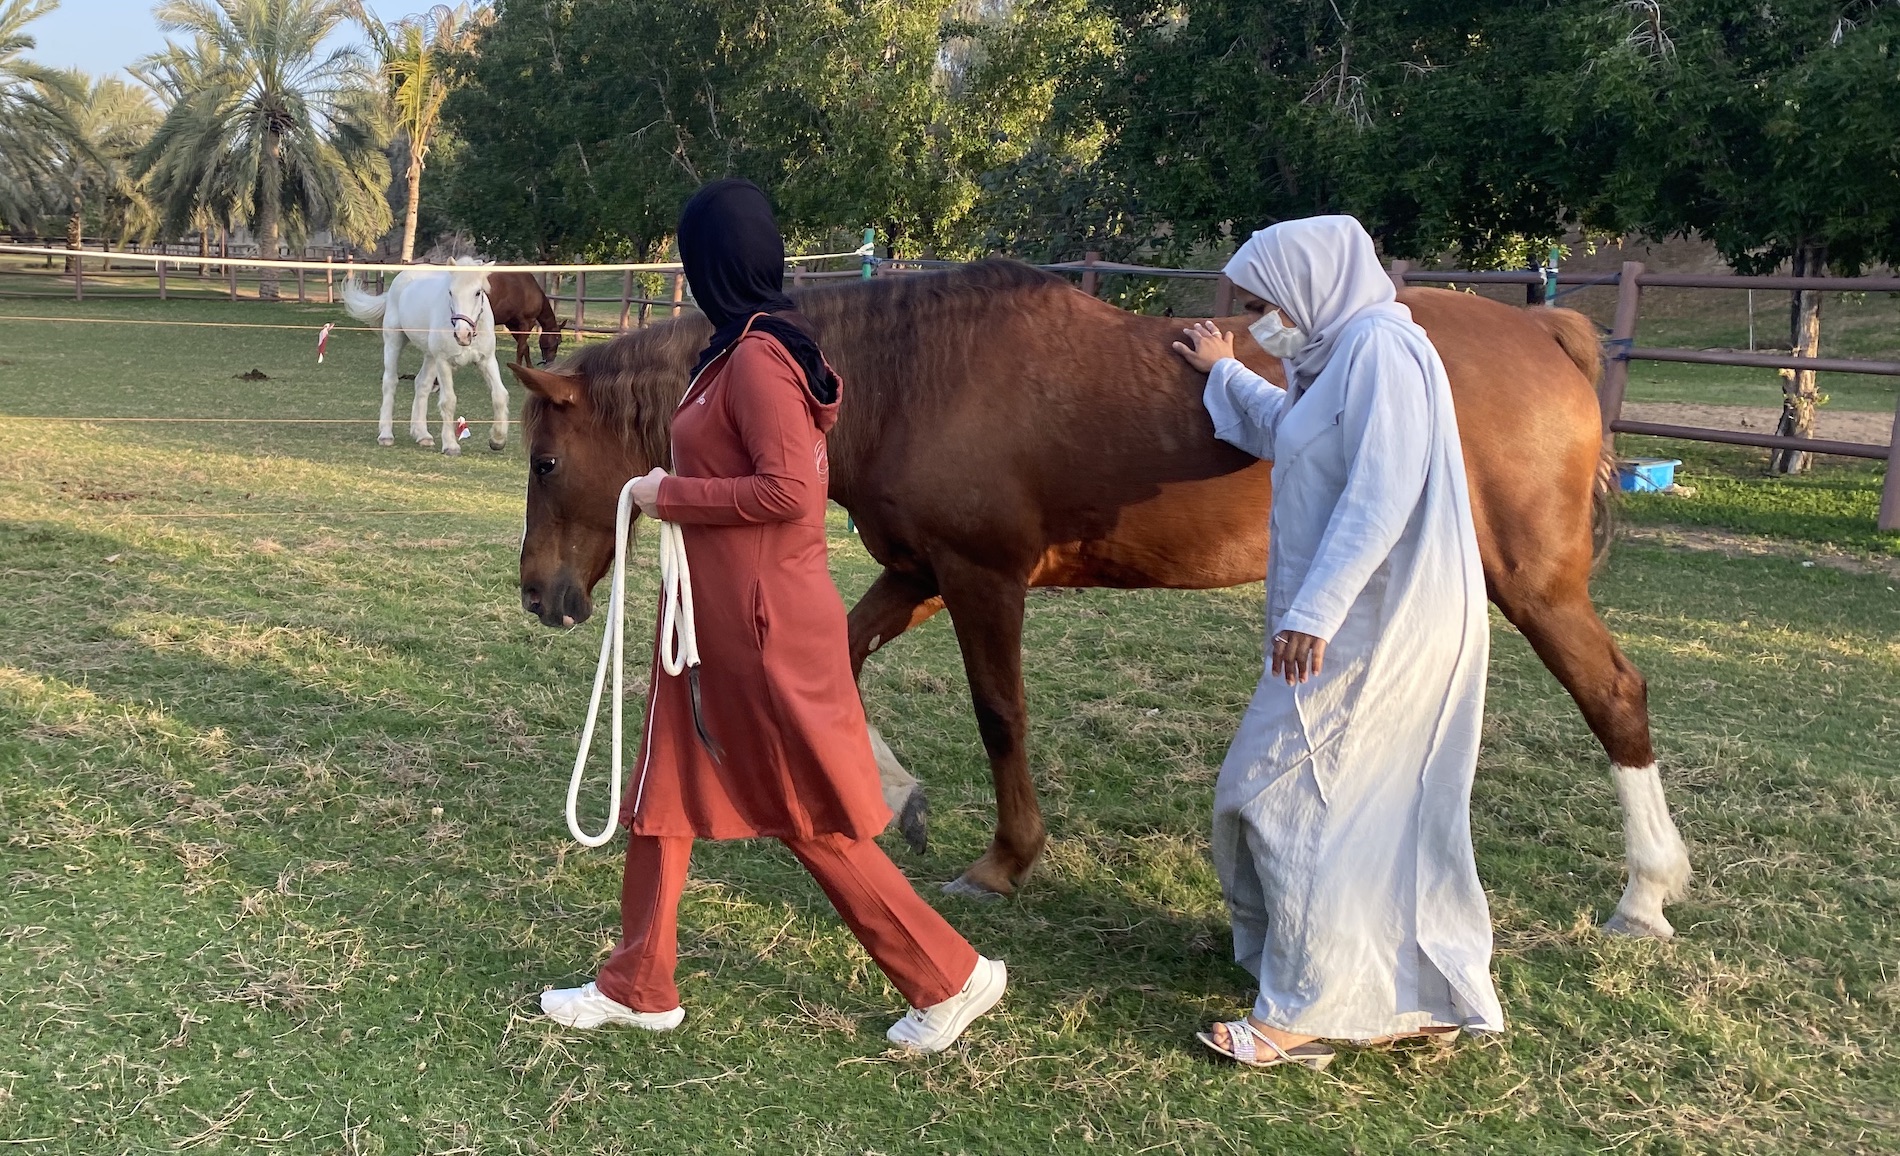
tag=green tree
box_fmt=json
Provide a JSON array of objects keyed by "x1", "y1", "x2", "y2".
[
  {"x1": 1567, "y1": 0, "x2": 1900, "y2": 471},
  {"x1": 136, "y1": 0, "x2": 391, "y2": 299},
  {"x1": 37, "y1": 69, "x2": 160, "y2": 269},
  {"x1": 438, "y1": 0, "x2": 1107, "y2": 260},
  {"x1": 0, "y1": 0, "x2": 84, "y2": 232},
  {"x1": 360, "y1": 2, "x2": 487, "y2": 262}
]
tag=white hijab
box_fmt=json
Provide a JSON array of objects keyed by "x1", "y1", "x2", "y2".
[{"x1": 1221, "y1": 215, "x2": 1411, "y2": 392}]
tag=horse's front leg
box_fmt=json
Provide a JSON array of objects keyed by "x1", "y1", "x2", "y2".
[
  {"x1": 478, "y1": 354, "x2": 509, "y2": 451},
  {"x1": 435, "y1": 362, "x2": 461, "y2": 456},
  {"x1": 409, "y1": 357, "x2": 436, "y2": 446},
  {"x1": 377, "y1": 332, "x2": 402, "y2": 446},
  {"x1": 847, "y1": 566, "x2": 947, "y2": 853},
  {"x1": 930, "y1": 555, "x2": 1041, "y2": 898}
]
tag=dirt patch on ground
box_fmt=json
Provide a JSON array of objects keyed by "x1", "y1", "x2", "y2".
[
  {"x1": 1622, "y1": 524, "x2": 1900, "y2": 581},
  {"x1": 1622, "y1": 401, "x2": 1896, "y2": 447}
]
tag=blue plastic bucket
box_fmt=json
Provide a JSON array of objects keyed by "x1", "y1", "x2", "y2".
[{"x1": 1617, "y1": 458, "x2": 1682, "y2": 493}]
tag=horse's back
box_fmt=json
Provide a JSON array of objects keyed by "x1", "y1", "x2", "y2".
[{"x1": 1401, "y1": 288, "x2": 1605, "y2": 590}]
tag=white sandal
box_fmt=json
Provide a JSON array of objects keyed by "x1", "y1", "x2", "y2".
[
  {"x1": 539, "y1": 982, "x2": 684, "y2": 1031},
  {"x1": 1196, "y1": 1019, "x2": 1335, "y2": 1070}
]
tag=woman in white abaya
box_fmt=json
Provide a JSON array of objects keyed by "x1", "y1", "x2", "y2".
[{"x1": 1172, "y1": 216, "x2": 1505, "y2": 1071}]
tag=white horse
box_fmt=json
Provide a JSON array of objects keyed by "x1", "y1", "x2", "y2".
[{"x1": 342, "y1": 259, "x2": 510, "y2": 454}]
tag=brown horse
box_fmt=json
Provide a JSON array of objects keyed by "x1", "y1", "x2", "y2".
[
  {"x1": 511, "y1": 261, "x2": 1692, "y2": 939},
  {"x1": 487, "y1": 271, "x2": 567, "y2": 366}
]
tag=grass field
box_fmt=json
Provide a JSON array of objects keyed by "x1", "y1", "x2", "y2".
[{"x1": 2, "y1": 296, "x2": 1898, "y2": 1153}]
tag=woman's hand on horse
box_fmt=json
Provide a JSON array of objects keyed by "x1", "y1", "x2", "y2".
[
  {"x1": 631, "y1": 467, "x2": 668, "y2": 518},
  {"x1": 1271, "y1": 631, "x2": 1326, "y2": 684},
  {"x1": 1172, "y1": 320, "x2": 1234, "y2": 374}
]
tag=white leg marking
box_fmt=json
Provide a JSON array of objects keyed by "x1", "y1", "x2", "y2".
[
  {"x1": 868, "y1": 723, "x2": 917, "y2": 814},
  {"x1": 1605, "y1": 762, "x2": 1692, "y2": 938}
]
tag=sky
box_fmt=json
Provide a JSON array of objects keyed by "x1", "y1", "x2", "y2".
[{"x1": 24, "y1": 0, "x2": 409, "y2": 81}]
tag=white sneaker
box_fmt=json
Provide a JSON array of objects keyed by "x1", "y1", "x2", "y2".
[
  {"x1": 539, "y1": 982, "x2": 684, "y2": 1031},
  {"x1": 886, "y1": 956, "x2": 1006, "y2": 1053}
]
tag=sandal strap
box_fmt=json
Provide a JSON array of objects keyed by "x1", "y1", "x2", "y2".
[
  {"x1": 1223, "y1": 1020, "x2": 1256, "y2": 1064},
  {"x1": 1237, "y1": 1020, "x2": 1293, "y2": 1064}
]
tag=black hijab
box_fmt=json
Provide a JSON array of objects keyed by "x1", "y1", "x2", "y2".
[{"x1": 678, "y1": 179, "x2": 838, "y2": 404}]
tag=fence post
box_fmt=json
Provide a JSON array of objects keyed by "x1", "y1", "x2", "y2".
[
  {"x1": 296, "y1": 261, "x2": 306, "y2": 303},
  {"x1": 1080, "y1": 250, "x2": 1101, "y2": 297},
  {"x1": 1387, "y1": 259, "x2": 1411, "y2": 293},
  {"x1": 1880, "y1": 394, "x2": 1900, "y2": 532},
  {"x1": 619, "y1": 270, "x2": 633, "y2": 331},
  {"x1": 670, "y1": 272, "x2": 684, "y2": 317},
  {"x1": 228, "y1": 259, "x2": 238, "y2": 301},
  {"x1": 861, "y1": 227, "x2": 876, "y2": 279},
  {"x1": 1598, "y1": 261, "x2": 1645, "y2": 444},
  {"x1": 1212, "y1": 274, "x2": 1233, "y2": 317},
  {"x1": 575, "y1": 271, "x2": 587, "y2": 340},
  {"x1": 1544, "y1": 244, "x2": 1561, "y2": 306},
  {"x1": 73, "y1": 251, "x2": 82, "y2": 302},
  {"x1": 157, "y1": 258, "x2": 167, "y2": 300}
]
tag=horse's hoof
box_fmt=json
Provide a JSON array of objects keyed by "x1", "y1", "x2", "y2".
[
  {"x1": 941, "y1": 875, "x2": 1008, "y2": 902},
  {"x1": 488, "y1": 438, "x2": 506, "y2": 452},
  {"x1": 377, "y1": 436, "x2": 394, "y2": 447},
  {"x1": 416, "y1": 435, "x2": 435, "y2": 447},
  {"x1": 441, "y1": 441, "x2": 461, "y2": 457},
  {"x1": 1602, "y1": 910, "x2": 1675, "y2": 939},
  {"x1": 897, "y1": 792, "x2": 929, "y2": 856}
]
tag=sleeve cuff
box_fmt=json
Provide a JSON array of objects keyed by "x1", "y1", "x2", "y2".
[{"x1": 1275, "y1": 606, "x2": 1342, "y2": 644}]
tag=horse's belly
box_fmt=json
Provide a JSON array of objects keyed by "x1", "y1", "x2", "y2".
[{"x1": 1029, "y1": 465, "x2": 1274, "y2": 589}]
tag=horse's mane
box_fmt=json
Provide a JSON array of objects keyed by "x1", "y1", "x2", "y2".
[{"x1": 544, "y1": 259, "x2": 1073, "y2": 469}]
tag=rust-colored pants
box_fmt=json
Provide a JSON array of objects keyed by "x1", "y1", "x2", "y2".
[{"x1": 595, "y1": 833, "x2": 979, "y2": 1013}]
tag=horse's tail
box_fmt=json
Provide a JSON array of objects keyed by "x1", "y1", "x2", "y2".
[
  {"x1": 1591, "y1": 448, "x2": 1619, "y2": 573},
  {"x1": 1527, "y1": 306, "x2": 1603, "y2": 386},
  {"x1": 1526, "y1": 306, "x2": 1616, "y2": 570},
  {"x1": 341, "y1": 277, "x2": 386, "y2": 325}
]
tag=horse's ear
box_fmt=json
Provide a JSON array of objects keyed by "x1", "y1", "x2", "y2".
[
  {"x1": 511, "y1": 363, "x2": 584, "y2": 407},
  {"x1": 554, "y1": 317, "x2": 570, "y2": 332}
]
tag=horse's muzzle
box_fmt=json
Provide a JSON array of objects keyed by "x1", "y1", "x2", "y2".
[{"x1": 522, "y1": 575, "x2": 592, "y2": 628}]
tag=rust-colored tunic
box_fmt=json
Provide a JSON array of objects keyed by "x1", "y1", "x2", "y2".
[{"x1": 625, "y1": 329, "x2": 892, "y2": 840}]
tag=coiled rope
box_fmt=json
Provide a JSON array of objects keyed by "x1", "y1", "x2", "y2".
[{"x1": 565, "y1": 478, "x2": 702, "y2": 847}]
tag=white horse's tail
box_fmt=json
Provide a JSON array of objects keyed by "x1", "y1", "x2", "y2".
[{"x1": 341, "y1": 277, "x2": 387, "y2": 325}]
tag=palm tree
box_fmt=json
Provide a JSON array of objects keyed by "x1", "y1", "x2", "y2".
[
  {"x1": 133, "y1": 34, "x2": 241, "y2": 273},
  {"x1": 137, "y1": 0, "x2": 391, "y2": 299},
  {"x1": 37, "y1": 69, "x2": 160, "y2": 270},
  {"x1": 0, "y1": 0, "x2": 83, "y2": 233},
  {"x1": 361, "y1": 3, "x2": 486, "y2": 262}
]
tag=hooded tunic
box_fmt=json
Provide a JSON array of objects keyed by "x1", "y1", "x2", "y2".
[
  {"x1": 624, "y1": 327, "x2": 892, "y2": 841},
  {"x1": 1205, "y1": 216, "x2": 1505, "y2": 1038}
]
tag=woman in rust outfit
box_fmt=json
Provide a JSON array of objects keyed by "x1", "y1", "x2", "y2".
[{"x1": 539, "y1": 180, "x2": 1005, "y2": 1053}]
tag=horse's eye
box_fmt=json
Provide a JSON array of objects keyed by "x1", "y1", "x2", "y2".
[{"x1": 533, "y1": 457, "x2": 557, "y2": 477}]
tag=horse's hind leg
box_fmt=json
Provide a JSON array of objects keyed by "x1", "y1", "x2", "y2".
[
  {"x1": 478, "y1": 355, "x2": 509, "y2": 450},
  {"x1": 929, "y1": 556, "x2": 1041, "y2": 898},
  {"x1": 1494, "y1": 579, "x2": 1691, "y2": 938},
  {"x1": 847, "y1": 567, "x2": 947, "y2": 852},
  {"x1": 377, "y1": 332, "x2": 402, "y2": 446}
]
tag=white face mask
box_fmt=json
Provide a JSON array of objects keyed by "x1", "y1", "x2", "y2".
[{"x1": 1247, "y1": 308, "x2": 1306, "y2": 358}]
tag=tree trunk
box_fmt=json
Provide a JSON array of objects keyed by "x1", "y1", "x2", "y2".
[
  {"x1": 400, "y1": 145, "x2": 424, "y2": 263},
  {"x1": 198, "y1": 227, "x2": 210, "y2": 278},
  {"x1": 64, "y1": 210, "x2": 81, "y2": 275},
  {"x1": 1770, "y1": 241, "x2": 1826, "y2": 475},
  {"x1": 258, "y1": 129, "x2": 284, "y2": 299}
]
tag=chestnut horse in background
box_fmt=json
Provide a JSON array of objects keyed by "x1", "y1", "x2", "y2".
[
  {"x1": 486, "y1": 272, "x2": 567, "y2": 366},
  {"x1": 511, "y1": 261, "x2": 1692, "y2": 939}
]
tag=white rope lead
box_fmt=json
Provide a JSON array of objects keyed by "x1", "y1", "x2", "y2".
[{"x1": 565, "y1": 479, "x2": 699, "y2": 847}]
